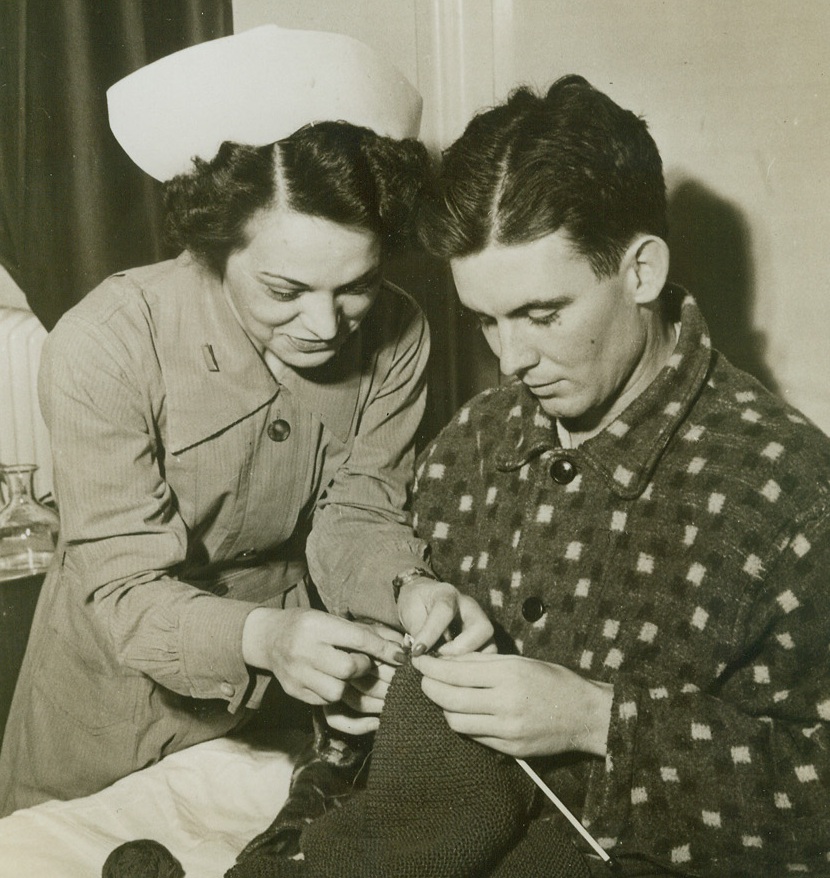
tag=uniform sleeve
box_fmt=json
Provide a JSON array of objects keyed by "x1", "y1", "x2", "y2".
[
  {"x1": 40, "y1": 308, "x2": 256, "y2": 712},
  {"x1": 583, "y1": 507, "x2": 830, "y2": 875},
  {"x1": 306, "y1": 300, "x2": 432, "y2": 627}
]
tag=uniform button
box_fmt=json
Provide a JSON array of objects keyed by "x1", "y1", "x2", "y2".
[
  {"x1": 235, "y1": 548, "x2": 256, "y2": 561},
  {"x1": 220, "y1": 682, "x2": 234, "y2": 697},
  {"x1": 267, "y1": 418, "x2": 291, "y2": 442},
  {"x1": 522, "y1": 596, "x2": 546, "y2": 622},
  {"x1": 550, "y1": 457, "x2": 577, "y2": 485}
]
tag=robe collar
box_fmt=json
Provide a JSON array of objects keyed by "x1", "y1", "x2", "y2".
[{"x1": 493, "y1": 288, "x2": 714, "y2": 499}]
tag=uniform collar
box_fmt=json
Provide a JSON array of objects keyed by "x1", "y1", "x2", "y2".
[
  {"x1": 494, "y1": 288, "x2": 713, "y2": 498},
  {"x1": 153, "y1": 253, "x2": 362, "y2": 453}
]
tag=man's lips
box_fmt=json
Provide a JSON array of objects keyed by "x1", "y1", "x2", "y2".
[{"x1": 524, "y1": 380, "x2": 561, "y2": 396}]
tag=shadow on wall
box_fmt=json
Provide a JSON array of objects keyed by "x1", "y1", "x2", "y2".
[
  {"x1": 387, "y1": 250, "x2": 499, "y2": 449},
  {"x1": 667, "y1": 177, "x2": 778, "y2": 393}
]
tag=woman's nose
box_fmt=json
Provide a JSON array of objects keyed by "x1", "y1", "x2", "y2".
[{"x1": 301, "y1": 292, "x2": 340, "y2": 340}]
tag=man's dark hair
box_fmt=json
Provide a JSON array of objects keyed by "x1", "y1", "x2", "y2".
[
  {"x1": 164, "y1": 121, "x2": 431, "y2": 274},
  {"x1": 419, "y1": 75, "x2": 668, "y2": 277}
]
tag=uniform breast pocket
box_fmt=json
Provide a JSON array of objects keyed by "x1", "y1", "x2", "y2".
[{"x1": 165, "y1": 425, "x2": 256, "y2": 558}]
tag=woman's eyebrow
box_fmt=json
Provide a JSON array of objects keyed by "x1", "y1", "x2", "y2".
[
  {"x1": 257, "y1": 271, "x2": 310, "y2": 288},
  {"x1": 335, "y1": 266, "x2": 382, "y2": 291},
  {"x1": 256, "y1": 266, "x2": 382, "y2": 291}
]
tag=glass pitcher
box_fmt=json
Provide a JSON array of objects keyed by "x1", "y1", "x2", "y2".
[{"x1": 0, "y1": 463, "x2": 60, "y2": 581}]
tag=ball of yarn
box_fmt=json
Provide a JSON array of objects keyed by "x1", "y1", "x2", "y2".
[{"x1": 102, "y1": 839, "x2": 185, "y2": 878}]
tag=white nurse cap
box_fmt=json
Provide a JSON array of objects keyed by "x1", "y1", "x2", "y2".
[{"x1": 107, "y1": 25, "x2": 423, "y2": 182}]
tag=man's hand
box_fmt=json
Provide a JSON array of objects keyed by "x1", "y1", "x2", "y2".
[
  {"x1": 412, "y1": 651, "x2": 613, "y2": 758},
  {"x1": 242, "y1": 607, "x2": 405, "y2": 705},
  {"x1": 396, "y1": 578, "x2": 494, "y2": 656}
]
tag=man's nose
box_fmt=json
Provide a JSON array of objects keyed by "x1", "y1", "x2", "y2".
[
  {"x1": 302, "y1": 291, "x2": 340, "y2": 340},
  {"x1": 496, "y1": 323, "x2": 538, "y2": 378}
]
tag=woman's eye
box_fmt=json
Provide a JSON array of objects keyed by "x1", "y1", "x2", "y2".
[
  {"x1": 340, "y1": 279, "x2": 380, "y2": 297},
  {"x1": 268, "y1": 288, "x2": 301, "y2": 302}
]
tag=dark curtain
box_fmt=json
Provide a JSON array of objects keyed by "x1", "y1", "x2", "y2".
[{"x1": 0, "y1": 0, "x2": 234, "y2": 330}]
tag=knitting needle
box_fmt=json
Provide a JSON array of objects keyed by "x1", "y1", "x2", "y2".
[{"x1": 515, "y1": 757, "x2": 612, "y2": 865}]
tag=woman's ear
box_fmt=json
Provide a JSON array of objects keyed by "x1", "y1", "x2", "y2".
[{"x1": 623, "y1": 235, "x2": 670, "y2": 304}]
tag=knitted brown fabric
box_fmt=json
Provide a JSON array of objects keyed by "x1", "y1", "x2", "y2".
[{"x1": 228, "y1": 658, "x2": 589, "y2": 878}]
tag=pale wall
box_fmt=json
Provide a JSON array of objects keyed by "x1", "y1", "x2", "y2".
[
  {"x1": 0, "y1": 266, "x2": 29, "y2": 310},
  {"x1": 240, "y1": 2, "x2": 830, "y2": 433}
]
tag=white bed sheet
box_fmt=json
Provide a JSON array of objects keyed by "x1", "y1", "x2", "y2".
[{"x1": 0, "y1": 734, "x2": 298, "y2": 878}]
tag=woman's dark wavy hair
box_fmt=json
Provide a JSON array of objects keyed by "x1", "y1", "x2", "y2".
[
  {"x1": 419, "y1": 75, "x2": 668, "y2": 277},
  {"x1": 164, "y1": 121, "x2": 431, "y2": 274}
]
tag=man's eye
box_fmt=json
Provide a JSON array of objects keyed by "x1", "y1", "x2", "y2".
[{"x1": 527, "y1": 311, "x2": 559, "y2": 326}]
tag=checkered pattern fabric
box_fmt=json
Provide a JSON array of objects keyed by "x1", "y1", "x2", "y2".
[{"x1": 412, "y1": 292, "x2": 830, "y2": 876}]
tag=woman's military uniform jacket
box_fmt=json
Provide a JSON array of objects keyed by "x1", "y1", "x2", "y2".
[{"x1": 0, "y1": 252, "x2": 429, "y2": 814}]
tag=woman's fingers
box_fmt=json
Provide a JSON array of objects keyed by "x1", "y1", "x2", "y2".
[
  {"x1": 341, "y1": 684, "x2": 385, "y2": 715},
  {"x1": 322, "y1": 615, "x2": 406, "y2": 666},
  {"x1": 349, "y1": 668, "x2": 393, "y2": 699},
  {"x1": 324, "y1": 703, "x2": 380, "y2": 735}
]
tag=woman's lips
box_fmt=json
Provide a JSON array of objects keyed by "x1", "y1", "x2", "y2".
[{"x1": 287, "y1": 336, "x2": 339, "y2": 353}]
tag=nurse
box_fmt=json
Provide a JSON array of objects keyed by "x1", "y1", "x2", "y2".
[{"x1": 0, "y1": 26, "x2": 491, "y2": 814}]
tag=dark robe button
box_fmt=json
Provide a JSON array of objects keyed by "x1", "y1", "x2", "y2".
[
  {"x1": 549, "y1": 457, "x2": 577, "y2": 485},
  {"x1": 267, "y1": 419, "x2": 291, "y2": 442},
  {"x1": 522, "y1": 596, "x2": 546, "y2": 623}
]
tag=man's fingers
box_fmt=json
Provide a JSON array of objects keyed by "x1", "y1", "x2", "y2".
[
  {"x1": 408, "y1": 596, "x2": 456, "y2": 655},
  {"x1": 436, "y1": 617, "x2": 495, "y2": 655},
  {"x1": 413, "y1": 651, "x2": 503, "y2": 685},
  {"x1": 437, "y1": 596, "x2": 494, "y2": 654},
  {"x1": 419, "y1": 674, "x2": 497, "y2": 714},
  {"x1": 440, "y1": 711, "x2": 499, "y2": 738}
]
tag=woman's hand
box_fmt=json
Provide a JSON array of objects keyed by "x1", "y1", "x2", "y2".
[
  {"x1": 323, "y1": 659, "x2": 398, "y2": 734},
  {"x1": 242, "y1": 607, "x2": 405, "y2": 706},
  {"x1": 412, "y1": 651, "x2": 613, "y2": 758},
  {"x1": 324, "y1": 621, "x2": 402, "y2": 734},
  {"x1": 396, "y1": 578, "x2": 494, "y2": 656}
]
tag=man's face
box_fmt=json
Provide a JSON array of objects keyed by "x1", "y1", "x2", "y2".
[{"x1": 451, "y1": 231, "x2": 657, "y2": 433}]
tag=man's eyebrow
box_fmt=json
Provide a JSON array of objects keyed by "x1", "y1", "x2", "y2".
[
  {"x1": 468, "y1": 298, "x2": 568, "y2": 319},
  {"x1": 508, "y1": 298, "x2": 567, "y2": 316}
]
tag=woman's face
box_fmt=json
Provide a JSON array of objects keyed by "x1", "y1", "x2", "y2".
[{"x1": 223, "y1": 207, "x2": 382, "y2": 369}]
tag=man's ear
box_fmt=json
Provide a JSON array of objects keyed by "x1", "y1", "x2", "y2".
[{"x1": 623, "y1": 236, "x2": 670, "y2": 304}]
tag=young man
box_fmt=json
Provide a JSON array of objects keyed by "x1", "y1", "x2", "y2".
[{"x1": 410, "y1": 76, "x2": 830, "y2": 876}]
